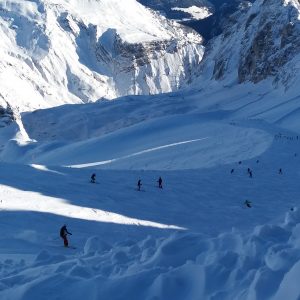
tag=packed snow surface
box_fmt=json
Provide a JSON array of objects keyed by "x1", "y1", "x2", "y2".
[
  {"x1": 1, "y1": 132, "x2": 300, "y2": 299},
  {"x1": 1, "y1": 82, "x2": 300, "y2": 299}
]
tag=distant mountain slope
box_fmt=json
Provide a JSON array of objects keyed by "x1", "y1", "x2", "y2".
[
  {"x1": 198, "y1": 0, "x2": 300, "y2": 89},
  {"x1": 138, "y1": 0, "x2": 255, "y2": 42},
  {"x1": 0, "y1": 0, "x2": 204, "y2": 112},
  {"x1": 138, "y1": 0, "x2": 213, "y2": 22}
]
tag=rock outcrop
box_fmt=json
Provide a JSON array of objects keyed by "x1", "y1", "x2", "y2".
[{"x1": 198, "y1": 0, "x2": 300, "y2": 90}]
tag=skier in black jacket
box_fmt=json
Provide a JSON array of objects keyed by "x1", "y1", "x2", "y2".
[
  {"x1": 60, "y1": 225, "x2": 72, "y2": 247},
  {"x1": 245, "y1": 200, "x2": 252, "y2": 208},
  {"x1": 91, "y1": 173, "x2": 96, "y2": 183},
  {"x1": 158, "y1": 177, "x2": 163, "y2": 188},
  {"x1": 137, "y1": 179, "x2": 142, "y2": 191}
]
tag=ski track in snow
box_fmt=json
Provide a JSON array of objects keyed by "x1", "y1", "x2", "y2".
[{"x1": 67, "y1": 138, "x2": 209, "y2": 168}]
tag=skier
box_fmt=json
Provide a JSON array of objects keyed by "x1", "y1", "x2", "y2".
[
  {"x1": 249, "y1": 170, "x2": 253, "y2": 178},
  {"x1": 137, "y1": 179, "x2": 142, "y2": 191},
  {"x1": 279, "y1": 168, "x2": 283, "y2": 174},
  {"x1": 238, "y1": 161, "x2": 242, "y2": 165},
  {"x1": 60, "y1": 224, "x2": 72, "y2": 247},
  {"x1": 91, "y1": 173, "x2": 96, "y2": 183},
  {"x1": 245, "y1": 200, "x2": 252, "y2": 208},
  {"x1": 230, "y1": 168, "x2": 234, "y2": 174},
  {"x1": 247, "y1": 168, "x2": 251, "y2": 174},
  {"x1": 157, "y1": 177, "x2": 163, "y2": 188}
]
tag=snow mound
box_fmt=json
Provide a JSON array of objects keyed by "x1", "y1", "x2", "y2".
[
  {"x1": 3, "y1": 209, "x2": 300, "y2": 299},
  {"x1": 84, "y1": 236, "x2": 111, "y2": 255}
]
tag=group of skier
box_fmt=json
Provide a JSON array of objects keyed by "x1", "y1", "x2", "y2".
[
  {"x1": 236, "y1": 159, "x2": 289, "y2": 209},
  {"x1": 231, "y1": 160, "x2": 287, "y2": 209},
  {"x1": 64, "y1": 155, "x2": 292, "y2": 246},
  {"x1": 231, "y1": 161, "x2": 285, "y2": 178},
  {"x1": 60, "y1": 156, "x2": 292, "y2": 247},
  {"x1": 60, "y1": 175, "x2": 164, "y2": 247},
  {"x1": 90, "y1": 173, "x2": 163, "y2": 190},
  {"x1": 137, "y1": 176, "x2": 163, "y2": 191}
]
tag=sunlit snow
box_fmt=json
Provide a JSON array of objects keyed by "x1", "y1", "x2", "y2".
[{"x1": 172, "y1": 6, "x2": 213, "y2": 20}]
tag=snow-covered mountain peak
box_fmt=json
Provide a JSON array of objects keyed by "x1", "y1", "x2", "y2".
[
  {"x1": 283, "y1": 0, "x2": 300, "y2": 9},
  {"x1": 0, "y1": 0, "x2": 204, "y2": 112},
  {"x1": 46, "y1": 0, "x2": 174, "y2": 43},
  {"x1": 1, "y1": 0, "x2": 169, "y2": 40}
]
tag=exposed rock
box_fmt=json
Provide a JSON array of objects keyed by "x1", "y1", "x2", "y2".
[{"x1": 199, "y1": 0, "x2": 300, "y2": 90}]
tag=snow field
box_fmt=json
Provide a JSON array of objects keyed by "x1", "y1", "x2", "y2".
[
  {"x1": 1, "y1": 127, "x2": 300, "y2": 299},
  {"x1": 24, "y1": 116, "x2": 273, "y2": 170},
  {"x1": 0, "y1": 96, "x2": 274, "y2": 170},
  {"x1": 2, "y1": 199, "x2": 300, "y2": 299},
  {"x1": 1, "y1": 82, "x2": 300, "y2": 299}
]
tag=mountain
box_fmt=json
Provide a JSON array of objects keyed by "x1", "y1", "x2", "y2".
[
  {"x1": 138, "y1": 0, "x2": 214, "y2": 22},
  {"x1": 0, "y1": 0, "x2": 204, "y2": 113},
  {"x1": 2, "y1": 0, "x2": 300, "y2": 161},
  {"x1": 198, "y1": 0, "x2": 300, "y2": 88},
  {"x1": 138, "y1": 0, "x2": 255, "y2": 42}
]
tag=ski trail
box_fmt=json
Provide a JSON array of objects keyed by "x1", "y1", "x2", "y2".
[{"x1": 67, "y1": 138, "x2": 209, "y2": 168}]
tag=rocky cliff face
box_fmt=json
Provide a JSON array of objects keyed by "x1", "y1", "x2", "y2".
[
  {"x1": 0, "y1": 0, "x2": 204, "y2": 112},
  {"x1": 238, "y1": 0, "x2": 300, "y2": 85},
  {"x1": 198, "y1": 0, "x2": 300, "y2": 90}
]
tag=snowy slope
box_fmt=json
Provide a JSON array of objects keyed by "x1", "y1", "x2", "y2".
[
  {"x1": 1, "y1": 124, "x2": 300, "y2": 299},
  {"x1": 1, "y1": 74, "x2": 300, "y2": 298},
  {"x1": 0, "y1": 0, "x2": 204, "y2": 112},
  {"x1": 1, "y1": 61, "x2": 300, "y2": 300},
  {"x1": 17, "y1": 109, "x2": 273, "y2": 169},
  {"x1": 0, "y1": 79, "x2": 297, "y2": 167}
]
